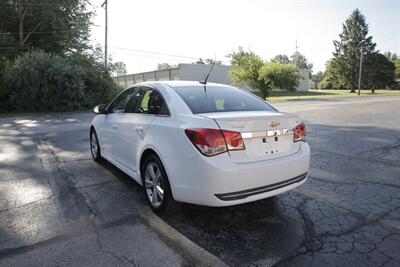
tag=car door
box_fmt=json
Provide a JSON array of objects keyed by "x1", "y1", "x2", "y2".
[
  {"x1": 116, "y1": 86, "x2": 169, "y2": 181},
  {"x1": 101, "y1": 88, "x2": 134, "y2": 161}
]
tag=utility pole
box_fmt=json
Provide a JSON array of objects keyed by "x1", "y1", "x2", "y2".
[
  {"x1": 357, "y1": 46, "x2": 363, "y2": 96},
  {"x1": 102, "y1": 0, "x2": 108, "y2": 68},
  {"x1": 295, "y1": 39, "x2": 298, "y2": 53}
]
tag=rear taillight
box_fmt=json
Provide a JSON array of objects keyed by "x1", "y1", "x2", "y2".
[
  {"x1": 185, "y1": 128, "x2": 245, "y2": 157},
  {"x1": 293, "y1": 123, "x2": 306, "y2": 142},
  {"x1": 222, "y1": 130, "x2": 245, "y2": 151}
]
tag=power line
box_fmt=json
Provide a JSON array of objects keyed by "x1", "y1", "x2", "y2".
[
  {"x1": 109, "y1": 46, "x2": 201, "y2": 60},
  {"x1": 109, "y1": 50, "x2": 194, "y2": 62},
  {"x1": 110, "y1": 49, "x2": 230, "y2": 65}
]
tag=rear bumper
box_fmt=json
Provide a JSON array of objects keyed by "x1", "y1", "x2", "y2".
[
  {"x1": 215, "y1": 172, "x2": 307, "y2": 201},
  {"x1": 165, "y1": 142, "x2": 310, "y2": 207}
]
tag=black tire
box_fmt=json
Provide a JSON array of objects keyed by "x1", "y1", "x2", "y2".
[
  {"x1": 90, "y1": 128, "x2": 102, "y2": 162},
  {"x1": 141, "y1": 154, "x2": 175, "y2": 214}
]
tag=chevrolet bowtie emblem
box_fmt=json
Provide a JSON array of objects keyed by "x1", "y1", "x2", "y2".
[{"x1": 269, "y1": 121, "x2": 280, "y2": 128}]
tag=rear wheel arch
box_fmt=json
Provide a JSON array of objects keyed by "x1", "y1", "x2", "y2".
[
  {"x1": 139, "y1": 148, "x2": 174, "y2": 199},
  {"x1": 140, "y1": 148, "x2": 158, "y2": 175},
  {"x1": 90, "y1": 125, "x2": 95, "y2": 133}
]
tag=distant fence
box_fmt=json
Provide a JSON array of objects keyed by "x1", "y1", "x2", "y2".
[{"x1": 113, "y1": 68, "x2": 180, "y2": 88}]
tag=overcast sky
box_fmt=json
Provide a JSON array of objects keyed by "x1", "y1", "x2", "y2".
[{"x1": 90, "y1": 0, "x2": 400, "y2": 74}]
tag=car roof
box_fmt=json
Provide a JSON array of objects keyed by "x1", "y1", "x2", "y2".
[
  {"x1": 158, "y1": 80, "x2": 232, "y2": 88},
  {"x1": 129, "y1": 80, "x2": 234, "y2": 90}
]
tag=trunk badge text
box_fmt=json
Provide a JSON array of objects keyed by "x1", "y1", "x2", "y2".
[{"x1": 269, "y1": 121, "x2": 280, "y2": 128}]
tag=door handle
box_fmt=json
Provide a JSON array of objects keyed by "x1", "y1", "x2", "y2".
[
  {"x1": 135, "y1": 127, "x2": 144, "y2": 133},
  {"x1": 135, "y1": 127, "x2": 144, "y2": 136},
  {"x1": 113, "y1": 123, "x2": 118, "y2": 129}
]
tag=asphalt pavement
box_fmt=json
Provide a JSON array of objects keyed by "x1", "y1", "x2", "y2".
[{"x1": 0, "y1": 95, "x2": 399, "y2": 266}]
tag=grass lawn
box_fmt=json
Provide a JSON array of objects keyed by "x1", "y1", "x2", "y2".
[{"x1": 266, "y1": 89, "x2": 400, "y2": 102}]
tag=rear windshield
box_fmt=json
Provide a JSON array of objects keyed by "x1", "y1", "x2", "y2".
[{"x1": 172, "y1": 85, "x2": 276, "y2": 114}]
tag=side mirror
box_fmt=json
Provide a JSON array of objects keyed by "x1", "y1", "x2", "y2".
[{"x1": 93, "y1": 104, "x2": 108, "y2": 114}]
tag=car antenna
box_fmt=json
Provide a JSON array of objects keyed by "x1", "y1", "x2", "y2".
[{"x1": 199, "y1": 63, "x2": 215, "y2": 85}]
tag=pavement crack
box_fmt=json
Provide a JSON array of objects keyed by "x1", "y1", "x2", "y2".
[
  {"x1": 0, "y1": 194, "x2": 55, "y2": 214},
  {"x1": 312, "y1": 148, "x2": 400, "y2": 167},
  {"x1": 308, "y1": 175, "x2": 400, "y2": 190},
  {"x1": 35, "y1": 133, "x2": 138, "y2": 265}
]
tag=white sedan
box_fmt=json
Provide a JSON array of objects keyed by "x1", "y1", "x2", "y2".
[{"x1": 90, "y1": 81, "x2": 310, "y2": 213}]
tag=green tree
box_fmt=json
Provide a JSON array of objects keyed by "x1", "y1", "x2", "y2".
[
  {"x1": 319, "y1": 59, "x2": 345, "y2": 89},
  {"x1": 312, "y1": 71, "x2": 324, "y2": 83},
  {"x1": 157, "y1": 63, "x2": 176, "y2": 70},
  {"x1": 229, "y1": 47, "x2": 270, "y2": 98},
  {"x1": 259, "y1": 63, "x2": 300, "y2": 91},
  {"x1": 67, "y1": 50, "x2": 120, "y2": 108},
  {"x1": 0, "y1": 57, "x2": 10, "y2": 111},
  {"x1": 114, "y1": 61, "x2": 127, "y2": 76},
  {"x1": 384, "y1": 52, "x2": 398, "y2": 61},
  {"x1": 311, "y1": 71, "x2": 324, "y2": 89},
  {"x1": 0, "y1": 0, "x2": 92, "y2": 57},
  {"x1": 384, "y1": 52, "x2": 400, "y2": 82},
  {"x1": 271, "y1": 54, "x2": 290, "y2": 64},
  {"x1": 2, "y1": 50, "x2": 119, "y2": 112},
  {"x1": 363, "y1": 53, "x2": 395, "y2": 92},
  {"x1": 395, "y1": 59, "x2": 400, "y2": 80},
  {"x1": 332, "y1": 9, "x2": 376, "y2": 92},
  {"x1": 290, "y1": 52, "x2": 313, "y2": 73},
  {"x1": 4, "y1": 50, "x2": 86, "y2": 112}
]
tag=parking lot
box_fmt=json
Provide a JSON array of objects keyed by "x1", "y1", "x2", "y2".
[{"x1": 0, "y1": 95, "x2": 399, "y2": 266}]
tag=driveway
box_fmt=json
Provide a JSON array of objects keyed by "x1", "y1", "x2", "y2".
[{"x1": 0, "y1": 96, "x2": 399, "y2": 266}]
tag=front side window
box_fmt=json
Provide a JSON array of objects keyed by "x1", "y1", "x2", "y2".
[
  {"x1": 108, "y1": 88, "x2": 134, "y2": 113},
  {"x1": 172, "y1": 85, "x2": 276, "y2": 114},
  {"x1": 129, "y1": 87, "x2": 169, "y2": 115}
]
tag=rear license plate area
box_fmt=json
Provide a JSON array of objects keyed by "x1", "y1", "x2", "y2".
[{"x1": 263, "y1": 136, "x2": 280, "y2": 155}]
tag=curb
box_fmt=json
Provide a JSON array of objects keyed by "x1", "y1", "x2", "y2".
[{"x1": 139, "y1": 208, "x2": 228, "y2": 267}]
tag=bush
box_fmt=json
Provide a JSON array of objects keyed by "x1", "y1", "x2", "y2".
[
  {"x1": 259, "y1": 63, "x2": 300, "y2": 91},
  {"x1": 4, "y1": 51, "x2": 86, "y2": 112},
  {"x1": 67, "y1": 52, "x2": 120, "y2": 108},
  {"x1": 1, "y1": 50, "x2": 120, "y2": 113},
  {"x1": 0, "y1": 57, "x2": 10, "y2": 112}
]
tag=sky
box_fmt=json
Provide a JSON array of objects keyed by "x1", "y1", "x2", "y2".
[{"x1": 90, "y1": 0, "x2": 400, "y2": 74}]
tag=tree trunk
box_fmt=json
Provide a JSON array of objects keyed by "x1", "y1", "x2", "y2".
[{"x1": 17, "y1": 0, "x2": 28, "y2": 50}]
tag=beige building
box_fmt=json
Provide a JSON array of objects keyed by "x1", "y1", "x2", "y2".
[{"x1": 113, "y1": 63, "x2": 310, "y2": 91}]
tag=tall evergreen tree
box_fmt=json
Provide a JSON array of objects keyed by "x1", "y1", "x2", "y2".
[
  {"x1": 333, "y1": 9, "x2": 376, "y2": 92},
  {"x1": 364, "y1": 53, "x2": 395, "y2": 92}
]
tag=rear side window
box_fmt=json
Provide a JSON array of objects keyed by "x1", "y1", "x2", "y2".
[{"x1": 172, "y1": 85, "x2": 276, "y2": 114}]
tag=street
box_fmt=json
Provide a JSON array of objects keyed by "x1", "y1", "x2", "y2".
[{"x1": 0, "y1": 96, "x2": 399, "y2": 266}]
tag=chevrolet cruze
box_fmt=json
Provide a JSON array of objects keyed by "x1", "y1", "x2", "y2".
[{"x1": 90, "y1": 81, "x2": 310, "y2": 213}]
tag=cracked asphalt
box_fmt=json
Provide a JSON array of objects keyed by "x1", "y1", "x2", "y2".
[{"x1": 0, "y1": 95, "x2": 399, "y2": 266}]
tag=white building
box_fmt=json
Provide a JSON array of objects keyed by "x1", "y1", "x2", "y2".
[
  {"x1": 113, "y1": 63, "x2": 310, "y2": 91},
  {"x1": 297, "y1": 69, "x2": 310, "y2": 92}
]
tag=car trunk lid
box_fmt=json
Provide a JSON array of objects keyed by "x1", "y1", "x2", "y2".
[{"x1": 198, "y1": 111, "x2": 302, "y2": 163}]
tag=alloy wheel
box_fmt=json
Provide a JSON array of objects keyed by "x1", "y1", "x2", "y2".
[
  {"x1": 144, "y1": 162, "x2": 164, "y2": 207},
  {"x1": 91, "y1": 132, "x2": 98, "y2": 157}
]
